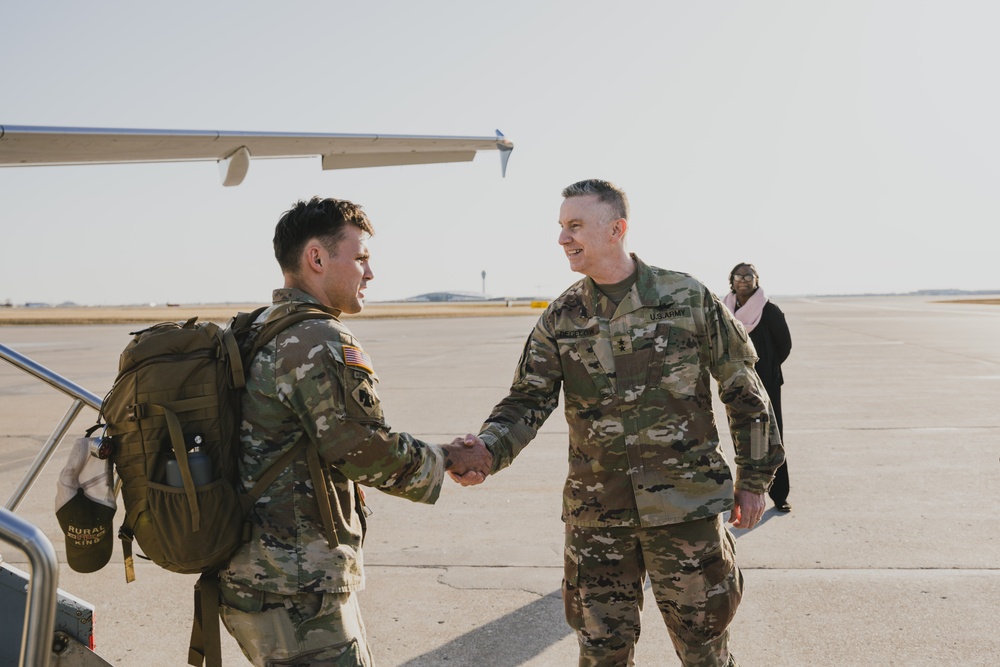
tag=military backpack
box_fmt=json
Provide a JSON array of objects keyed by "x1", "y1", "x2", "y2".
[{"x1": 96, "y1": 301, "x2": 338, "y2": 666}]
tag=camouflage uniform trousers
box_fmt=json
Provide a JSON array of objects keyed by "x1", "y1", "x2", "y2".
[
  {"x1": 219, "y1": 580, "x2": 373, "y2": 667},
  {"x1": 563, "y1": 516, "x2": 743, "y2": 667}
]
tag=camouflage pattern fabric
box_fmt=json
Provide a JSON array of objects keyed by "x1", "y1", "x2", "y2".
[
  {"x1": 479, "y1": 255, "x2": 784, "y2": 528},
  {"x1": 220, "y1": 580, "x2": 373, "y2": 666},
  {"x1": 222, "y1": 288, "x2": 446, "y2": 596},
  {"x1": 564, "y1": 517, "x2": 742, "y2": 667}
]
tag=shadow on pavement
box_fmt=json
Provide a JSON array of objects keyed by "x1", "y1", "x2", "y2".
[{"x1": 398, "y1": 590, "x2": 569, "y2": 667}]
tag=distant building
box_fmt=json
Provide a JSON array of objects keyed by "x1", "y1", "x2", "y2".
[{"x1": 405, "y1": 291, "x2": 489, "y2": 302}]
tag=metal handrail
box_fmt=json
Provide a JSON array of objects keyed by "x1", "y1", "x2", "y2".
[
  {"x1": 0, "y1": 343, "x2": 103, "y2": 512},
  {"x1": 0, "y1": 343, "x2": 103, "y2": 409},
  {"x1": 1, "y1": 341, "x2": 105, "y2": 667},
  {"x1": 1, "y1": 508, "x2": 58, "y2": 667}
]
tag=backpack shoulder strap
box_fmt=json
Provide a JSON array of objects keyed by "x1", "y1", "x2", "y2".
[
  {"x1": 305, "y1": 443, "x2": 340, "y2": 548},
  {"x1": 222, "y1": 325, "x2": 248, "y2": 391},
  {"x1": 244, "y1": 302, "x2": 339, "y2": 368},
  {"x1": 241, "y1": 439, "x2": 339, "y2": 549},
  {"x1": 238, "y1": 301, "x2": 343, "y2": 545},
  {"x1": 243, "y1": 438, "x2": 310, "y2": 505},
  {"x1": 254, "y1": 302, "x2": 342, "y2": 549}
]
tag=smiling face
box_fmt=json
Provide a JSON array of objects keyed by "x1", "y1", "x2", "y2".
[
  {"x1": 315, "y1": 225, "x2": 374, "y2": 314},
  {"x1": 558, "y1": 194, "x2": 629, "y2": 282},
  {"x1": 731, "y1": 264, "x2": 758, "y2": 303}
]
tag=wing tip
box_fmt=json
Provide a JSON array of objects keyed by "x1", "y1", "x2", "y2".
[{"x1": 495, "y1": 129, "x2": 513, "y2": 177}]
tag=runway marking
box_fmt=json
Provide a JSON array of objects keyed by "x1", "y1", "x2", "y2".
[
  {"x1": 804, "y1": 319, "x2": 1000, "y2": 366},
  {"x1": 797, "y1": 298, "x2": 1000, "y2": 317},
  {"x1": 790, "y1": 426, "x2": 1000, "y2": 433},
  {"x1": 0, "y1": 342, "x2": 63, "y2": 349}
]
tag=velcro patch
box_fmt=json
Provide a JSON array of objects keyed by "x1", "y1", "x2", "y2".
[
  {"x1": 343, "y1": 344, "x2": 374, "y2": 374},
  {"x1": 352, "y1": 378, "x2": 379, "y2": 415},
  {"x1": 556, "y1": 325, "x2": 599, "y2": 339},
  {"x1": 649, "y1": 306, "x2": 690, "y2": 322}
]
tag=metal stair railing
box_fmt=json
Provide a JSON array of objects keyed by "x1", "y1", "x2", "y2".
[
  {"x1": 1, "y1": 507, "x2": 59, "y2": 667},
  {"x1": 1, "y1": 343, "x2": 104, "y2": 513},
  {"x1": 1, "y1": 342, "x2": 105, "y2": 667}
]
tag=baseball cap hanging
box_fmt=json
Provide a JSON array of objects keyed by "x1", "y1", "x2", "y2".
[{"x1": 55, "y1": 434, "x2": 117, "y2": 573}]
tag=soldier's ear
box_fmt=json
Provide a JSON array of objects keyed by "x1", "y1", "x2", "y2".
[
  {"x1": 303, "y1": 243, "x2": 325, "y2": 274},
  {"x1": 612, "y1": 218, "x2": 628, "y2": 240}
]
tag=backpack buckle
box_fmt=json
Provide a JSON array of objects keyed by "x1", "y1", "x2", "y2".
[{"x1": 125, "y1": 404, "x2": 146, "y2": 421}]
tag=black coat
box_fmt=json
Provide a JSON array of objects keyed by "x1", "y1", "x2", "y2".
[{"x1": 748, "y1": 301, "x2": 791, "y2": 393}]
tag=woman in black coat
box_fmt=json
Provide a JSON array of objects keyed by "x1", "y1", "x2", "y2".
[{"x1": 722, "y1": 263, "x2": 793, "y2": 512}]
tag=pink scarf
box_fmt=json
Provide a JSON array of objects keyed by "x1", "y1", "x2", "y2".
[{"x1": 723, "y1": 287, "x2": 767, "y2": 333}]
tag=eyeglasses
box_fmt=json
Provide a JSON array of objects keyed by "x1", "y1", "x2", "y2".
[{"x1": 732, "y1": 274, "x2": 756, "y2": 282}]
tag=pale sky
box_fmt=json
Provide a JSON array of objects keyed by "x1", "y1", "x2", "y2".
[{"x1": 2, "y1": 0, "x2": 997, "y2": 305}]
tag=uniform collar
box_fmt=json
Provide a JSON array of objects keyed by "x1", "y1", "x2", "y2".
[
  {"x1": 271, "y1": 288, "x2": 343, "y2": 318},
  {"x1": 581, "y1": 254, "x2": 659, "y2": 317}
]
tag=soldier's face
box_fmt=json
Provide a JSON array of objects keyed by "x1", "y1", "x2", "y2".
[
  {"x1": 558, "y1": 195, "x2": 620, "y2": 278},
  {"x1": 320, "y1": 225, "x2": 374, "y2": 315}
]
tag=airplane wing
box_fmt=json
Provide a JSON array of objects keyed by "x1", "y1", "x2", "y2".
[{"x1": 0, "y1": 125, "x2": 513, "y2": 186}]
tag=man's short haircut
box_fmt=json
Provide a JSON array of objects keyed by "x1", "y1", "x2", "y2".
[
  {"x1": 273, "y1": 197, "x2": 374, "y2": 273},
  {"x1": 561, "y1": 179, "x2": 629, "y2": 222}
]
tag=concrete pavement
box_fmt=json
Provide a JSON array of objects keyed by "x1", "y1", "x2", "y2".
[{"x1": 2, "y1": 294, "x2": 998, "y2": 665}]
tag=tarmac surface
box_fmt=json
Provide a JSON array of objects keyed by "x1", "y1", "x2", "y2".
[{"x1": 1, "y1": 294, "x2": 998, "y2": 666}]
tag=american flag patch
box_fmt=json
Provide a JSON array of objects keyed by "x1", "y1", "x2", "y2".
[{"x1": 343, "y1": 344, "x2": 374, "y2": 374}]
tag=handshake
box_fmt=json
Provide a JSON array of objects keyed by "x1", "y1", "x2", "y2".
[{"x1": 442, "y1": 434, "x2": 492, "y2": 487}]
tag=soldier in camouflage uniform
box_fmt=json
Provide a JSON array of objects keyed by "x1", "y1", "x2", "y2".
[
  {"x1": 467, "y1": 180, "x2": 784, "y2": 667},
  {"x1": 220, "y1": 197, "x2": 492, "y2": 667}
]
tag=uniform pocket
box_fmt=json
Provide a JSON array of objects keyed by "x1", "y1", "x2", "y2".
[
  {"x1": 646, "y1": 324, "x2": 699, "y2": 399},
  {"x1": 219, "y1": 580, "x2": 266, "y2": 613},
  {"x1": 750, "y1": 417, "x2": 767, "y2": 460},
  {"x1": 661, "y1": 524, "x2": 742, "y2": 646},
  {"x1": 269, "y1": 638, "x2": 363, "y2": 666},
  {"x1": 559, "y1": 338, "x2": 614, "y2": 400},
  {"x1": 561, "y1": 548, "x2": 584, "y2": 632}
]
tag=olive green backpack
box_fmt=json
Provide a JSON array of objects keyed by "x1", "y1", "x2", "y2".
[{"x1": 97, "y1": 301, "x2": 339, "y2": 666}]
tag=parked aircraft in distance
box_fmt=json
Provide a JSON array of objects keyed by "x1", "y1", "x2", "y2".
[{"x1": 0, "y1": 125, "x2": 514, "y2": 185}]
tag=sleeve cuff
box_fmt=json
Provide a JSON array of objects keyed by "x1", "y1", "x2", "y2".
[
  {"x1": 414, "y1": 443, "x2": 446, "y2": 504},
  {"x1": 477, "y1": 429, "x2": 506, "y2": 474},
  {"x1": 735, "y1": 471, "x2": 773, "y2": 495}
]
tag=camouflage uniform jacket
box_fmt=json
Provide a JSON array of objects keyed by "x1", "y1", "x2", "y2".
[
  {"x1": 479, "y1": 256, "x2": 784, "y2": 528},
  {"x1": 222, "y1": 288, "x2": 446, "y2": 595}
]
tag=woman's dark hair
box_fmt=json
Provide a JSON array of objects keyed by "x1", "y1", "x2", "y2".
[{"x1": 728, "y1": 262, "x2": 758, "y2": 292}]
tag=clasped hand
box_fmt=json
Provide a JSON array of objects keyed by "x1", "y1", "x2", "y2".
[{"x1": 442, "y1": 434, "x2": 491, "y2": 487}]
